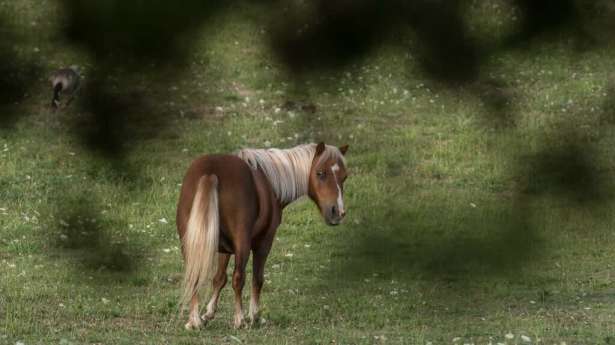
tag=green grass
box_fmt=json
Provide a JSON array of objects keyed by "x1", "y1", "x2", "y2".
[{"x1": 2, "y1": 1, "x2": 615, "y2": 344}]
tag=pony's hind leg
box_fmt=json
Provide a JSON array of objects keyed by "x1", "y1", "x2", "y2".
[
  {"x1": 232, "y1": 244, "x2": 250, "y2": 329},
  {"x1": 185, "y1": 294, "x2": 202, "y2": 330},
  {"x1": 202, "y1": 253, "x2": 230, "y2": 321},
  {"x1": 250, "y1": 245, "x2": 272, "y2": 325}
]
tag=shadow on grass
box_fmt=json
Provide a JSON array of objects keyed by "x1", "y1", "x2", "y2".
[
  {"x1": 328, "y1": 193, "x2": 541, "y2": 284},
  {"x1": 3, "y1": 0, "x2": 614, "y2": 292},
  {"x1": 325, "y1": 132, "x2": 612, "y2": 286},
  {"x1": 600, "y1": 77, "x2": 615, "y2": 126},
  {"x1": 46, "y1": 195, "x2": 144, "y2": 276},
  {"x1": 519, "y1": 142, "x2": 611, "y2": 205},
  {"x1": 0, "y1": 14, "x2": 41, "y2": 130}
]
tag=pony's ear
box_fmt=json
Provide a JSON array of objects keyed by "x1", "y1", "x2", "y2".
[
  {"x1": 339, "y1": 144, "x2": 349, "y2": 155},
  {"x1": 315, "y1": 142, "x2": 326, "y2": 156}
]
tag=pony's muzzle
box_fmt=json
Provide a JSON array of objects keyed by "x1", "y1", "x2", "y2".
[{"x1": 326, "y1": 205, "x2": 345, "y2": 225}]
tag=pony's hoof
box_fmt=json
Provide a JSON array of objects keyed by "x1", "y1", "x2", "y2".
[
  {"x1": 202, "y1": 312, "x2": 215, "y2": 321},
  {"x1": 249, "y1": 316, "x2": 265, "y2": 328},
  {"x1": 184, "y1": 318, "x2": 203, "y2": 330},
  {"x1": 248, "y1": 313, "x2": 260, "y2": 328},
  {"x1": 233, "y1": 316, "x2": 245, "y2": 329}
]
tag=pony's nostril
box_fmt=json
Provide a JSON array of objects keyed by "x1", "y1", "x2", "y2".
[{"x1": 331, "y1": 205, "x2": 337, "y2": 216}]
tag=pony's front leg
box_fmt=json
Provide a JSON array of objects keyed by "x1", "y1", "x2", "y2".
[{"x1": 232, "y1": 247, "x2": 249, "y2": 329}]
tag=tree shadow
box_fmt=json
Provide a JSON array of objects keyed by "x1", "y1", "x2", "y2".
[
  {"x1": 59, "y1": 0, "x2": 228, "y2": 63},
  {"x1": 518, "y1": 141, "x2": 611, "y2": 205},
  {"x1": 600, "y1": 77, "x2": 615, "y2": 126},
  {"x1": 2, "y1": 0, "x2": 615, "y2": 289},
  {"x1": 0, "y1": 14, "x2": 41, "y2": 130},
  {"x1": 45, "y1": 195, "x2": 144, "y2": 277},
  {"x1": 326, "y1": 191, "x2": 540, "y2": 285},
  {"x1": 268, "y1": 0, "x2": 483, "y2": 86},
  {"x1": 325, "y1": 129, "x2": 612, "y2": 286}
]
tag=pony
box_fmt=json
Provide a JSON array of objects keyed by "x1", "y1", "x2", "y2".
[{"x1": 176, "y1": 142, "x2": 349, "y2": 329}]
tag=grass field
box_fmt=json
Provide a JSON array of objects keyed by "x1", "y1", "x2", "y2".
[{"x1": 2, "y1": 1, "x2": 615, "y2": 344}]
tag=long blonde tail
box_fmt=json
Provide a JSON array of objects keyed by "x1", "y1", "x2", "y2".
[{"x1": 180, "y1": 174, "x2": 219, "y2": 311}]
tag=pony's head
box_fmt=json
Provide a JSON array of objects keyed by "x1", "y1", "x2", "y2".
[{"x1": 308, "y1": 142, "x2": 349, "y2": 226}]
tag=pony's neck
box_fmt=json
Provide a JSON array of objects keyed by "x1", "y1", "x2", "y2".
[
  {"x1": 236, "y1": 144, "x2": 316, "y2": 205},
  {"x1": 276, "y1": 174, "x2": 308, "y2": 208}
]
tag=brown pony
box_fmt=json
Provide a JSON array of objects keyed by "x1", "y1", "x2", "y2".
[{"x1": 176, "y1": 142, "x2": 349, "y2": 329}]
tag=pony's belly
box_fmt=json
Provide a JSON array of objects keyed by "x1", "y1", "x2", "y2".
[{"x1": 218, "y1": 231, "x2": 234, "y2": 254}]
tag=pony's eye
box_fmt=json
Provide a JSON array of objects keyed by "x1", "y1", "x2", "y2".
[{"x1": 316, "y1": 170, "x2": 326, "y2": 179}]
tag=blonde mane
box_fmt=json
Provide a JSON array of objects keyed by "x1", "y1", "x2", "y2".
[{"x1": 236, "y1": 143, "x2": 345, "y2": 204}]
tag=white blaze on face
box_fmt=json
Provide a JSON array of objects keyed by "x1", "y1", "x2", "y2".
[{"x1": 331, "y1": 163, "x2": 344, "y2": 215}]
